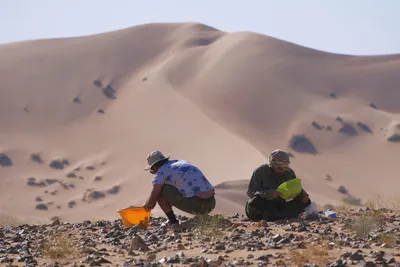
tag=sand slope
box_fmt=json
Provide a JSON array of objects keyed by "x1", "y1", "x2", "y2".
[{"x1": 1, "y1": 22, "x2": 399, "y2": 222}]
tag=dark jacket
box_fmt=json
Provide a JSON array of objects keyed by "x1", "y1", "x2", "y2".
[{"x1": 246, "y1": 164, "x2": 307, "y2": 201}]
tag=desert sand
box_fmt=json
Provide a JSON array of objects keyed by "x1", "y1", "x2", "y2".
[{"x1": 1, "y1": 22, "x2": 400, "y2": 224}]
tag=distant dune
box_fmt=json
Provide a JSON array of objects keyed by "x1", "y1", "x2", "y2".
[{"x1": 1, "y1": 22, "x2": 399, "y2": 222}]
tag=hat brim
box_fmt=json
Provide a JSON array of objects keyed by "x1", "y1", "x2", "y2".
[{"x1": 144, "y1": 154, "x2": 171, "y2": 170}]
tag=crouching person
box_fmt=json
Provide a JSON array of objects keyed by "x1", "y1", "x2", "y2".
[
  {"x1": 142, "y1": 150, "x2": 216, "y2": 228},
  {"x1": 245, "y1": 149, "x2": 311, "y2": 221}
]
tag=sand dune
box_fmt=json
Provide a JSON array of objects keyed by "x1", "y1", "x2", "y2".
[{"x1": 1, "y1": 22, "x2": 400, "y2": 222}]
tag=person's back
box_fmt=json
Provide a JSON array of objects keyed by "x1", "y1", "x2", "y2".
[
  {"x1": 153, "y1": 159, "x2": 214, "y2": 198},
  {"x1": 142, "y1": 150, "x2": 216, "y2": 229}
]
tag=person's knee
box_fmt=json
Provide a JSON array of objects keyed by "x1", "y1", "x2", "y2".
[
  {"x1": 159, "y1": 184, "x2": 174, "y2": 197},
  {"x1": 245, "y1": 199, "x2": 264, "y2": 221},
  {"x1": 247, "y1": 195, "x2": 264, "y2": 208},
  {"x1": 283, "y1": 201, "x2": 306, "y2": 217},
  {"x1": 156, "y1": 194, "x2": 167, "y2": 203},
  {"x1": 196, "y1": 199, "x2": 216, "y2": 215}
]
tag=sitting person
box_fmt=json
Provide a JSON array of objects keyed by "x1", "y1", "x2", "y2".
[
  {"x1": 142, "y1": 150, "x2": 216, "y2": 228},
  {"x1": 245, "y1": 149, "x2": 311, "y2": 221}
]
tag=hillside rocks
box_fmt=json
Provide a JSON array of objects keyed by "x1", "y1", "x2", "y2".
[
  {"x1": 357, "y1": 122, "x2": 373, "y2": 134},
  {"x1": 288, "y1": 134, "x2": 318, "y2": 154},
  {"x1": 387, "y1": 133, "x2": 400, "y2": 142},
  {"x1": 26, "y1": 178, "x2": 58, "y2": 187},
  {"x1": 338, "y1": 122, "x2": 358, "y2": 136},
  {"x1": 49, "y1": 158, "x2": 69, "y2": 170},
  {"x1": 30, "y1": 153, "x2": 43, "y2": 163},
  {"x1": 0, "y1": 153, "x2": 12, "y2": 167},
  {"x1": 107, "y1": 185, "x2": 120, "y2": 195},
  {"x1": 386, "y1": 124, "x2": 400, "y2": 142},
  {"x1": 0, "y1": 209, "x2": 398, "y2": 266},
  {"x1": 26, "y1": 177, "x2": 46, "y2": 187},
  {"x1": 103, "y1": 84, "x2": 117, "y2": 99},
  {"x1": 35, "y1": 203, "x2": 48, "y2": 211}
]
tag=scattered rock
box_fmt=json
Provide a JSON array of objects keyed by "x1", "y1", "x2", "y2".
[
  {"x1": 30, "y1": 153, "x2": 43, "y2": 163},
  {"x1": 97, "y1": 108, "x2": 105, "y2": 114},
  {"x1": 0, "y1": 153, "x2": 13, "y2": 167},
  {"x1": 45, "y1": 178, "x2": 58, "y2": 185},
  {"x1": 51, "y1": 217, "x2": 60, "y2": 225},
  {"x1": 49, "y1": 159, "x2": 66, "y2": 170},
  {"x1": 342, "y1": 194, "x2": 362, "y2": 205},
  {"x1": 349, "y1": 251, "x2": 364, "y2": 261},
  {"x1": 325, "y1": 174, "x2": 333, "y2": 181},
  {"x1": 362, "y1": 261, "x2": 377, "y2": 267},
  {"x1": 311, "y1": 121, "x2": 323, "y2": 130},
  {"x1": 88, "y1": 191, "x2": 106, "y2": 200},
  {"x1": 103, "y1": 84, "x2": 116, "y2": 99},
  {"x1": 0, "y1": 205, "x2": 398, "y2": 266},
  {"x1": 94, "y1": 176, "x2": 102, "y2": 182},
  {"x1": 336, "y1": 116, "x2": 343, "y2": 123},
  {"x1": 338, "y1": 122, "x2": 358, "y2": 136},
  {"x1": 107, "y1": 185, "x2": 120, "y2": 195},
  {"x1": 26, "y1": 177, "x2": 46, "y2": 187},
  {"x1": 67, "y1": 172, "x2": 77, "y2": 178},
  {"x1": 329, "y1": 92, "x2": 337, "y2": 98},
  {"x1": 35, "y1": 203, "x2": 48, "y2": 211},
  {"x1": 73, "y1": 97, "x2": 81, "y2": 103},
  {"x1": 369, "y1": 102, "x2": 377, "y2": 109},
  {"x1": 288, "y1": 134, "x2": 318, "y2": 154},
  {"x1": 337, "y1": 185, "x2": 348, "y2": 194},
  {"x1": 326, "y1": 125, "x2": 333, "y2": 131},
  {"x1": 68, "y1": 200, "x2": 76, "y2": 208},
  {"x1": 357, "y1": 122, "x2": 373, "y2": 134},
  {"x1": 35, "y1": 196, "x2": 43, "y2": 202},
  {"x1": 387, "y1": 133, "x2": 400, "y2": 142},
  {"x1": 215, "y1": 244, "x2": 225, "y2": 250},
  {"x1": 93, "y1": 79, "x2": 102, "y2": 88},
  {"x1": 86, "y1": 166, "x2": 96, "y2": 170},
  {"x1": 130, "y1": 235, "x2": 150, "y2": 252}
]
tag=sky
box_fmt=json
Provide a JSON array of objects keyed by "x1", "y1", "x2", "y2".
[{"x1": 1, "y1": 0, "x2": 400, "y2": 55}]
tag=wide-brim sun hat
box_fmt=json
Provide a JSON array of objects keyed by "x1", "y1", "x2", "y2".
[{"x1": 144, "y1": 150, "x2": 171, "y2": 170}]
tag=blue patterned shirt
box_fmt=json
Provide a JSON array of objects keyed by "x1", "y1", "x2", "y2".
[{"x1": 152, "y1": 160, "x2": 214, "y2": 198}]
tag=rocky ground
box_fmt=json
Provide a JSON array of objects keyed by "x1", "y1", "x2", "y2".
[{"x1": 1, "y1": 208, "x2": 399, "y2": 267}]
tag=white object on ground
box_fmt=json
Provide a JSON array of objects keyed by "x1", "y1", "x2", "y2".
[{"x1": 304, "y1": 201, "x2": 318, "y2": 216}]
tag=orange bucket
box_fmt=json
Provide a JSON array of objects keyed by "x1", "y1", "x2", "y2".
[{"x1": 117, "y1": 207, "x2": 151, "y2": 228}]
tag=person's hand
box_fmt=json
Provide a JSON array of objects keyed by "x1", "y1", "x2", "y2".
[
  {"x1": 143, "y1": 202, "x2": 152, "y2": 211},
  {"x1": 302, "y1": 191, "x2": 310, "y2": 203},
  {"x1": 273, "y1": 191, "x2": 281, "y2": 199}
]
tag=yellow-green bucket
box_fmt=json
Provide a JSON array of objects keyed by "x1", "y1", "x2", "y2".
[{"x1": 277, "y1": 178, "x2": 302, "y2": 200}]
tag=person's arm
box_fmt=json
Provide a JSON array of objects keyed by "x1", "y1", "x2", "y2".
[
  {"x1": 143, "y1": 172, "x2": 165, "y2": 210},
  {"x1": 143, "y1": 184, "x2": 163, "y2": 210},
  {"x1": 247, "y1": 167, "x2": 279, "y2": 200}
]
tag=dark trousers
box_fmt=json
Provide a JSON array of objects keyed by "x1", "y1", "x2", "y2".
[
  {"x1": 245, "y1": 195, "x2": 310, "y2": 222},
  {"x1": 160, "y1": 185, "x2": 216, "y2": 215}
]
